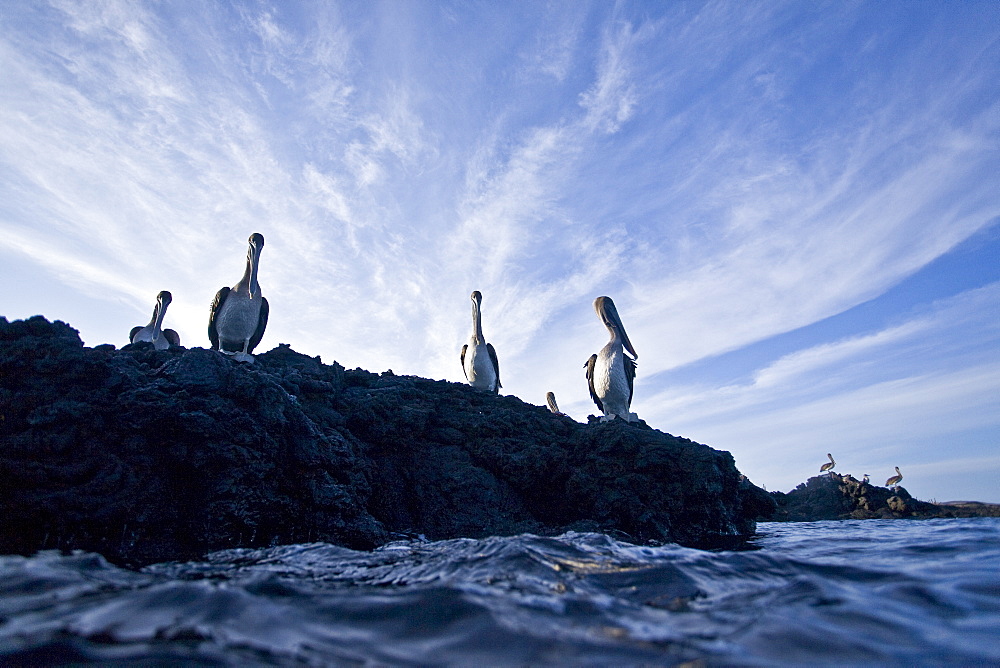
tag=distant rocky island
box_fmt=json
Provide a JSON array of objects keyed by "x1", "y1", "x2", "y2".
[
  {"x1": 0, "y1": 315, "x2": 775, "y2": 566},
  {"x1": 770, "y1": 474, "x2": 1000, "y2": 522}
]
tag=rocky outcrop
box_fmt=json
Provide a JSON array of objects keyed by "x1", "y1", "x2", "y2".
[
  {"x1": 769, "y1": 474, "x2": 1000, "y2": 521},
  {"x1": 0, "y1": 316, "x2": 774, "y2": 566}
]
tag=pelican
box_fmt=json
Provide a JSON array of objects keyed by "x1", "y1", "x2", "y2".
[
  {"x1": 820, "y1": 453, "x2": 836, "y2": 473},
  {"x1": 546, "y1": 391, "x2": 565, "y2": 416},
  {"x1": 862, "y1": 473, "x2": 870, "y2": 484},
  {"x1": 886, "y1": 466, "x2": 903, "y2": 488},
  {"x1": 585, "y1": 296, "x2": 638, "y2": 422},
  {"x1": 129, "y1": 290, "x2": 180, "y2": 350},
  {"x1": 460, "y1": 290, "x2": 500, "y2": 393},
  {"x1": 209, "y1": 233, "x2": 269, "y2": 363}
]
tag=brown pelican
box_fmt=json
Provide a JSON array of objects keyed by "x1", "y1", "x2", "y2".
[
  {"x1": 545, "y1": 391, "x2": 565, "y2": 415},
  {"x1": 460, "y1": 290, "x2": 500, "y2": 393},
  {"x1": 885, "y1": 466, "x2": 903, "y2": 488},
  {"x1": 130, "y1": 290, "x2": 180, "y2": 349},
  {"x1": 820, "y1": 453, "x2": 836, "y2": 473},
  {"x1": 209, "y1": 233, "x2": 269, "y2": 363},
  {"x1": 585, "y1": 296, "x2": 638, "y2": 422},
  {"x1": 862, "y1": 473, "x2": 870, "y2": 484}
]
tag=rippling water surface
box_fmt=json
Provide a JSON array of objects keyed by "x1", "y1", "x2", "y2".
[{"x1": 2, "y1": 518, "x2": 998, "y2": 665}]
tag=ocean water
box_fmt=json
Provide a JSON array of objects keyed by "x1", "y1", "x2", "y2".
[{"x1": 1, "y1": 518, "x2": 998, "y2": 666}]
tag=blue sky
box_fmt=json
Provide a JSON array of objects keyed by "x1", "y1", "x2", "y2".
[{"x1": 2, "y1": 1, "x2": 998, "y2": 503}]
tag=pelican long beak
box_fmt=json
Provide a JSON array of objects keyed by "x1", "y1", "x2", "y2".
[
  {"x1": 470, "y1": 290, "x2": 484, "y2": 335},
  {"x1": 595, "y1": 296, "x2": 637, "y2": 359},
  {"x1": 248, "y1": 252, "x2": 259, "y2": 299},
  {"x1": 248, "y1": 234, "x2": 264, "y2": 299},
  {"x1": 619, "y1": 321, "x2": 637, "y2": 360},
  {"x1": 152, "y1": 292, "x2": 170, "y2": 341}
]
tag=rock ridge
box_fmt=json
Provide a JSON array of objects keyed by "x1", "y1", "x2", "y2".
[{"x1": 1, "y1": 315, "x2": 774, "y2": 566}]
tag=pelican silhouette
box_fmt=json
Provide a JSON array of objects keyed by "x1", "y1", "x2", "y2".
[
  {"x1": 585, "y1": 296, "x2": 638, "y2": 422},
  {"x1": 208, "y1": 233, "x2": 269, "y2": 362},
  {"x1": 460, "y1": 291, "x2": 500, "y2": 393},
  {"x1": 130, "y1": 291, "x2": 180, "y2": 350}
]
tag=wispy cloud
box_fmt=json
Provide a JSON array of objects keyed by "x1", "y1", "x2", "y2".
[
  {"x1": 621, "y1": 94, "x2": 1000, "y2": 376},
  {"x1": 642, "y1": 282, "x2": 1000, "y2": 494},
  {"x1": 579, "y1": 16, "x2": 651, "y2": 134},
  {"x1": 645, "y1": 282, "x2": 1000, "y2": 416}
]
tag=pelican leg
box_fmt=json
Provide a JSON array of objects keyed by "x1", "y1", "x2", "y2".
[{"x1": 231, "y1": 337, "x2": 255, "y2": 363}]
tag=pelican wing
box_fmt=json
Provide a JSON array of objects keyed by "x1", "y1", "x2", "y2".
[
  {"x1": 584, "y1": 354, "x2": 602, "y2": 412},
  {"x1": 129, "y1": 326, "x2": 142, "y2": 344},
  {"x1": 247, "y1": 296, "x2": 269, "y2": 353},
  {"x1": 163, "y1": 329, "x2": 181, "y2": 348},
  {"x1": 486, "y1": 343, "x2": 501, "y2": 392},
  {"x1": 624, "y1": 354, "x2": 637, "y2": 407},
  {"x1": 208, "y1": 287, "x2": 230, "y2": 350},
  {"x1": 460, "y1": 344, "x2": 468, "y2": 380}
]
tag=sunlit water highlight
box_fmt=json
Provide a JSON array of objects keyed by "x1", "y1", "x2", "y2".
[{"x1": 1, "y1": 518, "x2": 998, "y2": 665}]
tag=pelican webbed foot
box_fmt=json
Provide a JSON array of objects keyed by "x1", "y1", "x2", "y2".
[
  {"x1": 217, "y1": 349, "x2": 256, "y2": 363},
  {"x1": 601, "y1": 412, "x2": 640, "y2": 423}
]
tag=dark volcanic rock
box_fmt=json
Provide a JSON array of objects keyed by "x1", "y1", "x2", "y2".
[
  {"x1": 1, "y1": 315, "x2": 773, "y2": 566},
  {"x1": 769, "y1": 474, "x2": 999, "y2": 521}
]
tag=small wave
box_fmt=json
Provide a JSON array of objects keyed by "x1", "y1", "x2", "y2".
[{"x1": 1, "y1": 519, "x2": 999, "y2": 665}]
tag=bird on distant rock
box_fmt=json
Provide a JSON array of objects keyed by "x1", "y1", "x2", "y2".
[
  {"x1": 545, "y1": 392, "x2": 565, "y2": 415},
  {"x1": 862, "y1": 473, "x2": 870, "y2": 484},
  {"x1": 886, "y1": 466, "x2": 903, "y2": 490},
  {"x1": 130, "y1": 291, "x2": 180, "y2": 350},
  {"x1": 460, "y1": 290, "x2": 500, "y2": 393},
  {"x1": 585, "y1": 296, "x2": 638, "y2": 422},
  {"x1": 209, "y1": 232, "x2": 269, "y2": 363},
  {"x1": 820, "y1": 453, "x2": 836, "y2": 474}
]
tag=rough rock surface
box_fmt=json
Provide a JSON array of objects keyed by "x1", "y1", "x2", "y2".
[
  {"x1": 769, "y1": 474, "x2": 1000, "y2": 521},
  {"x1": 0, "y1": 316, "x2": 774, "y2": 566}
]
